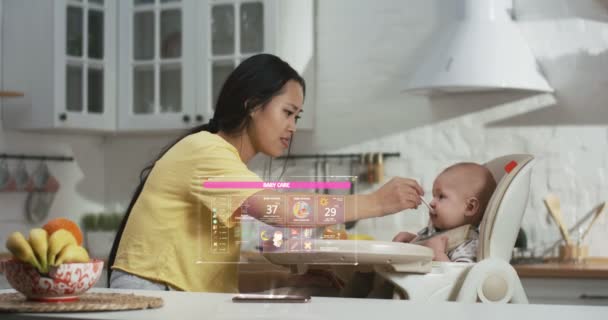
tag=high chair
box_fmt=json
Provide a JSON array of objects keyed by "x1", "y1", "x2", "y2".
[
  {"x1": 375, "y1": 154, "x2": 534, "y2": 303},
  {"x1": 258, "y1": 154, "x2": 534, "y2": 303}
]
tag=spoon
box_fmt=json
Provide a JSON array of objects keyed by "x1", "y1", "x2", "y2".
[
  {"x1": 543, "y1": 194, "x2": 571, "y2": 244},
  {"x1": 420, "y1": 196, "x2": 432, "y2": 212}
]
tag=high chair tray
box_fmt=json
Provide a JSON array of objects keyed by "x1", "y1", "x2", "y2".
[{"x1": 262, "y1": 240, "x2": 434, "y2": 273}]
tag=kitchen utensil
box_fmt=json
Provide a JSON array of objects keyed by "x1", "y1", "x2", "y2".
[
  {"x1": 25, "y1": 161, "x2": 59, "y2": 223},
  {"x1": 314, "y1": 157, "x2": 321, "y2": 193},
  {"x1": 345, "y1": 158, "x2": 359, "y2": 230},
  {"x1": 374, "y1": 153, "x2": 384, "y2": 183},
  {"x1": 322, "y1": 156, "x2": 330, "y2": 195},
  {"x1": 14, "y1": 159, "x2": 30, "y2": 191},
  {"x1": 420, "y1": 196, "x2": 432, "y2": 212},
  {"x1": 0, "y1": 158, "x2": 15, "y2": 191},
  {"x1": 356, "y1": 153, "x2": 367, "y2": 184},
  {"x1": 541, "y1": 202, "x2": 606, "y2": 256},
  {"x1": 366, "y1": 153, "x2": 374, "y2": 184},
  {"x1": 349, "y1": 157, "x2": 357, "y2": 195},
  {"x1": 581, "y1": 201, "x2": 606, "y2": 241},
  {"x1": 558, "y1": 243, "x2": 588, "y2": 263},
  {"x1": 543, "y1": 194, "x2": 571, "y2": 243}
]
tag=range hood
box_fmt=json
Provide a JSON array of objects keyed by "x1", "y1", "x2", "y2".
[{"x1": 404, "y1": 0, "x2": 553, "y2": 95}]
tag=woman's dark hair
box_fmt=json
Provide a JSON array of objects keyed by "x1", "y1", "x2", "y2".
[{"x1": 107, "y1": 54, "x2": 305, "y2": 286}]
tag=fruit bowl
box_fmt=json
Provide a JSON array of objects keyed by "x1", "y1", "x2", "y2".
[{"x1": 0, "y1": 258, "x2": 103, "y2": 302}]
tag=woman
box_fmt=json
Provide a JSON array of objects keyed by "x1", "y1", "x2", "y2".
[{"x1": 108, "y1": 53, "x2": 423, "y2": 292}]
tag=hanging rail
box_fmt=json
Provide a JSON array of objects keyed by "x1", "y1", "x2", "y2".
[
  {"x1": 0, "y1": 153, "x2": 74, "y2": 162},
  {"x1": 276, "y1": 152, "x2": 400, "y2": 160}
]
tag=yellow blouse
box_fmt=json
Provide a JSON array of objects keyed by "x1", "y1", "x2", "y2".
[{"x1": 112, "y1": 131, "x2": 262, "y2": 292}]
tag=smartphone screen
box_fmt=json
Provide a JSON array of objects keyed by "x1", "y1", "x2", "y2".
[{"x1": 232, "y1": 293, "x2": 311, "y2": 303}]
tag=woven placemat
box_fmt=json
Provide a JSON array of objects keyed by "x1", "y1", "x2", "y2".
[{"x1": 0, "y1": 292, "x2": 163, "y2": 313}]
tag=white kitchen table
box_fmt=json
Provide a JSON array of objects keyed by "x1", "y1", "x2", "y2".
[{"x1": 1, "y1": 288, "x2": 608, "y2": 320}]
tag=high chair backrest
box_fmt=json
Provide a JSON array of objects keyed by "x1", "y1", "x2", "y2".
[{"x1": 478, "y1": 154, "x2": 534, "y2": 261}]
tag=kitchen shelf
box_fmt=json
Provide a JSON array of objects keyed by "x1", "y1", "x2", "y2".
[
  {"x1": 515, "y1": 259, "x2": 608, "y2": 279},
  {"x1": 276, "y1": 152, "x2": 401, "y2": 160},
  {"x1": 0, "y1": 91, "x2": 24, "y2": 98}
]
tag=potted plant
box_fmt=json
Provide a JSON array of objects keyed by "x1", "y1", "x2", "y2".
[{"x1": 81, "y1": 212, "x2": 122, "y2": 261}]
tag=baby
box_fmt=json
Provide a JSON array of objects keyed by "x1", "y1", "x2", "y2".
[
  {"x1": 393, "y1": 162, "x2": 497, "y2": 262},
  {"x1": 341, "y1": 162, "x2": 497, "y2": 298}
]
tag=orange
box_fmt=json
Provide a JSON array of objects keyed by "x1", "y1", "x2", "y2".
[{"x1": 43, "y1": 218, "x2": 84, "y2": 245}]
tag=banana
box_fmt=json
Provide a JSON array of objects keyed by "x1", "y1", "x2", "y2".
[
  {"x1": 47, "y1": 229, "x2": 77, "y2": 266},
  {"x1": 6, "y1": 231, "x2": 43, "y2": 272},
  {"x1": 28, "y1": 228, "x2": 49, "y2": 274},
  {"x1": 54, "y1": 244, "x2": 90, "y2": 265}
]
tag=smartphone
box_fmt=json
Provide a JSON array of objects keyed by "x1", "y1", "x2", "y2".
[{"x1": 232, "y1": 293, "x2": 311, "y2": 303}]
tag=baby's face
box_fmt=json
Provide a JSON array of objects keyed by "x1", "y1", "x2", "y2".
[{"x1": 428, "y1": 170, "x2": 472, "y2": 230}]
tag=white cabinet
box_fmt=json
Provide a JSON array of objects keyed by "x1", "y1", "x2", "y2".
[
  {"x1": 117, "y1": 0, "x2": 315, "y2": 131},
  {"x1": 117, "y1": 0, "x2": 280, "y2": 131},
  {"x1": 522, "y1": 278, "x2": 608, "y2": 306},
  {"x1": 2, "y1": 0, "x2": 314, "y2": 133},
  {"x1": 2, "y1": 0, "x2": 117, "y2": 132}
]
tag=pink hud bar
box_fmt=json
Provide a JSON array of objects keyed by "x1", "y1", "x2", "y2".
[{"x1": 203, "y1": 181, "x2": 352, "y2": 189}]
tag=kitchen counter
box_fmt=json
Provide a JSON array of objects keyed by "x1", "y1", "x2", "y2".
[
  {"x1": 2, "y1": 288, "x2": 608, "y2": 320},
  {"x1": 514, "y1": 259, "x2": 608, "y2": 279}
]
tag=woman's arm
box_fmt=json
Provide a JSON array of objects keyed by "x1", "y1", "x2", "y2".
[{"x1": 243, "y1": 177, "x2": 423, "y2": 227}]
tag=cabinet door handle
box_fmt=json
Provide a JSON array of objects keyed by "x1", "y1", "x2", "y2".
[
  {"x1": 195, "y1": 114, "x2": 204, "y2": 122},
  {"x1": 58, "y1": 113, "x2": 67, "y2": 121},
  {"x1": 579, "y1": 294, "x2": 608, "y2": 300},
  {"x1": 182, "y1": 114, "x2": 191, "y2": 123}
]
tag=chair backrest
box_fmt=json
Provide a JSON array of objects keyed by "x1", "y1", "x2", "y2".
[{"x1": 478, "y1": 154, "x2": 535, "y2": 261}]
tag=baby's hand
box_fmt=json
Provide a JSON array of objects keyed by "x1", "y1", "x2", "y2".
[
  {"x1": 421, "y1": 235, "x2": 448, "y2": 254},
  {"x1": 392, "y1": 232, "x2": 418, "y2": 243}
]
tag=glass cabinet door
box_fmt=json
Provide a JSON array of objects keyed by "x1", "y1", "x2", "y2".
[
  {"x1": 131, "y1": 0, "x2": 183, "y2": 116},
  {"x1": 212, "y1": 4, "x2": 234, "y2": 56},
  {"x1": 119, "y1": 0, "x2": 196, "y2": 131},
  {"x1": 65, "y1": 0, "x2": 105, "y2": 114},
  {"x1": 240, "y1": 2, "x2": 264, "y2": 54},
  {"x1": 117, "y1": 0, "x2": 274, "y2": 131},
  {"x1": 208, "y1": 1, "x2": 266, "y2": 108}
]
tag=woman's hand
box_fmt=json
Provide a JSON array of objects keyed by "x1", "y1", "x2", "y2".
[
  {"x1": 372, "y1": 177, "x2": 423, "y2": 216},
  {"x1": 392, "y1": 232, "x2": 418, "y2": 243}
]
